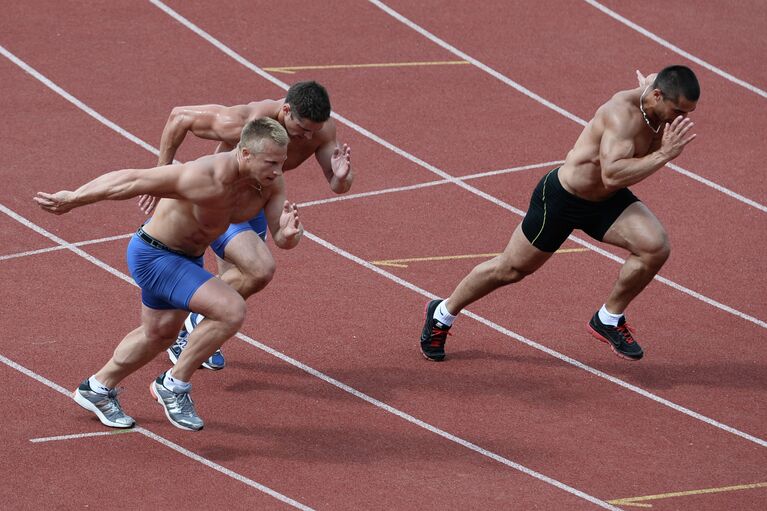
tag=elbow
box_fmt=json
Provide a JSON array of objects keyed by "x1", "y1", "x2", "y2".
[{"x1": 601, "y1": 167, "x2": 624, "y2": 192}]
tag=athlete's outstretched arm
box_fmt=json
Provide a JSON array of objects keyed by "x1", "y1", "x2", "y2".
[{"x1": 35, "y1": 161, "x2": 217, "y2": 215}]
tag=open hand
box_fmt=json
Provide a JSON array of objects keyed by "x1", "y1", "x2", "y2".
[
  {"x1": 279, "y1": 200, "x2": 302, "y2": 240},
  {"x1": 34, "y1": 191, "x2": 77, "y2": 214},
  {"x1": 331, "y1": 144, "x2": 351, "y2": 180},
  {"x1": 137, "y1": 194, "x2": 159, "y2": 215},
  {"x1": 659, "y1": 116, "x2": 696, "y2": 161}
]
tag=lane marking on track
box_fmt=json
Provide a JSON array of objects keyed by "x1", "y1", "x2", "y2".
[
  {"x1": 30, "y1": 430, "x2": 137, "y2": 443},
  {"x1": 0, "y1": 233, "x2": 132, "y2": 261},
  {"x1": 583, "y1": 0, "x2": 767, "y2": 99},
  {"x1": 0, "y1": 161, "x2": 562, "y2": 263},
  {"x1": 264, "y1": 60, "x2": 468, "y2": 74},
  {"x1": 1, "y1": 19, "x2": 764, "y2": 469},
  {"x1": 372, "y1": 248, "x2": 587, "y2": 268},
  {"x1": 0, "y1": 201, "x2": 622, "y2": 510},
  {"x1": 0, "y1": 353, "x2": 314, "y2": 510},
  {"x1": 367, "y1": 0, "x2": 767, "y2": 214},
  {"x1": 126, "y1": 9, "x2": 767, "y2": 330},
  {"x1": 608, "y1": 481, "x2": 767, "y2": 508}
]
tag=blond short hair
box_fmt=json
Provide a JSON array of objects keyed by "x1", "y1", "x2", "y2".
[{"x1": 239, "y1": 117, "x2": 289, "y2": 153}]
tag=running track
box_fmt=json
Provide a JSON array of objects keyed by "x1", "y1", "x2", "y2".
[{"x1": 1, "y1": 1, "x2": 765, "y2": 509}]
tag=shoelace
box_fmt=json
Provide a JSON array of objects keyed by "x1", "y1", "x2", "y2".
[
  {"x1": 176, "y1": 332, "x2": 189, "y2": 349},
  {"x1": 615, "y1": 323, "x2": 636, "y2": 344},
  {"x1": 167, "y1": 390, "x2": 197, "y2": 417},
  {"x1": 430, "y1": 327, "x2": 452, "y2": 347},
  {"x1": 100, "y1": 389, "x2": 127, "y2": 415}
]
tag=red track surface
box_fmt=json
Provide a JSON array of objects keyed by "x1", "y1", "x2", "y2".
[{"x1": 1, "y1": 1, "x2": 765, "y2": 509}]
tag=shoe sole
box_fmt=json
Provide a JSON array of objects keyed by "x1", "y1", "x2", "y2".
[
  {"x1": 586, "y1": 323, "x2": 643, "y2": 361},
  {"x1": 73, "y1": 390, "x2": 135, "y2": 429},
  {"x1": 149, "y1": 382, "x2": 203, "y2": 431},
  {"x1": 420, "y1": 301, "x2": 446, "y2": 361},
  {"x1": 167, "y1": 347, "x2": 180, "y2": 365},
  {"x1": 201, "y1": 361, "x2": 225, "y2": 371}
]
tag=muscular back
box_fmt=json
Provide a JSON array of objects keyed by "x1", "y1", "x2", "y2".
[
  {"x1": 173, "y1": 99, "x2": 335, "y2": 171},
  {"x1": 559, "y1": 88, "x2": 661, "y2": 201}
]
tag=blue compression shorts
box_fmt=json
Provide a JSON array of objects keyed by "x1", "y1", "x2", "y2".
[
  {"x1": 126, "y1": 228, "x2": 214, "y2": 310},
  {"x1": 209, "y1": 209, "x2": 267, "y2": 259}
]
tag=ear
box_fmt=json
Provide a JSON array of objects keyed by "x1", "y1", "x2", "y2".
[
  {"x1": 282, "y1": 103, "x2": 292, "y2": 118},
  {"x1": 240, "y1": 147, "x2": 251, "y2": 160},
  {"x1": 651, "y1": 89, "x2": 663, "y2": 103}
]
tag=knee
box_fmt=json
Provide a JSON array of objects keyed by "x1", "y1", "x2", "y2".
[
  {"x1": 488, "y1": 260, "x2": 532, "y2": 286},
  {"x1": 220, "y1": 295, "x2": 247, "y2": 332},
  {"x1": 640, "y1": 234, "x2": 671, "y2": 269},
  {"x1": 239, "y1": 259, "x2": 276, "y2": 297}
]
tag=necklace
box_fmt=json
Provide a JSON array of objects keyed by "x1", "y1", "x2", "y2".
[
  {"x1": 639, "y1": 86, "x2": 661, "y2": 134},
  {"x1": 250, "y1": 181, "x2": 263, "y2": 196}
]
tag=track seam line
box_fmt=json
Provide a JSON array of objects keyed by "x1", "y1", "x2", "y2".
[
  {"x1": 0, "y1": 353, "x2": 313, "y2": 510},
  {"x1": 366, "y1": 0, "x2": 767, "y2": 213},
  {"x1": 582, "y1": 0, "x2": 767, "y2": 99},
  {"x1": 130, "y1": 6, "x2": 766, "y2": 329}
]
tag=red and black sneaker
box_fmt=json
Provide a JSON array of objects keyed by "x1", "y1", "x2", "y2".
[
  {"x1": 587, "y1": 312, "x2": 643, "y2": 361},
  {"x1": 420, "y1": 299, "x2": 452, "y2": 361}
]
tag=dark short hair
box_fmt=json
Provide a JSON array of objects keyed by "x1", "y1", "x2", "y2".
[
  {"x1": 285, "y1": 81, "x2": 331, "y2": 122},
  {"x1": 653, "y1": 65, "x2": 700, "y2": 102}
]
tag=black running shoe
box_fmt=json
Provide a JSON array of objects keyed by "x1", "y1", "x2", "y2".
[
  {"x1": 587, "y1": 313, "x2": 643, "y2": 361},
  {"x1": 420, "y1": 299, "x2": 452, "y2": 361}
]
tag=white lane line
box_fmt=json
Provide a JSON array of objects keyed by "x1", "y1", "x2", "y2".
[
  {"x1": 366, "y1": 0, "x2": 767, "y2": 213},
  {"x1": 0, "y1": 204, "x2": 620, "y2": 511},
  {"x1": 582, "y1": 0, "x2": 767, "y2": 99},
  {"x1": 30, "y1": 430, "x2": 137, "y2": 443},
  {"x1": 0, "y1": 161, "x2": 560, "y2": 261},
  {"x1": 0, "y1": 233, "x2": 132, "y2": 261},
  {"x1": 0, "y1": 207, "x2": 618, "y2": 509},
  {"x1": 0, "y1": 354, "x2": 313, "y2": 509},
  {"x1": 105, "y1": 9, "x2": 767, "y2": 330},
  {"x1": 1, "y1": 27, "x2": 763, "y2": 447}
]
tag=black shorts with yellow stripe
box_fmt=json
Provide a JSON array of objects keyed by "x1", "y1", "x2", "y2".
[{"x1": 521, "y1": 168, "x2": 639, "y2": 253}]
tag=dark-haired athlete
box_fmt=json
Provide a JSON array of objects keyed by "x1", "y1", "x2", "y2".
[
  {"x1": 139, "y1": 81, "x2": 354, "y2": 369},
  {"x1": 420, "y1": 66, "x2": 699, "y2": 362}
]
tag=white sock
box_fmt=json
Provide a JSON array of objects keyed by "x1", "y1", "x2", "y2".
[
  {"x1": 88, "y1": 375, "x2": 111, "y2": 395},
  {"x1": 163, "y1": 369, "x2": 192, "y2": 393},
  {"x1": 434, "y1": 300, "x2": 457, "y2": 326},
  {"x1": 598, "y1": 304, "x2": 623, "y2": 326}
]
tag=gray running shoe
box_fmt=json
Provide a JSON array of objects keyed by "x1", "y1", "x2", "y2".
[
  {"x1": 73, "y1": 379, "x2": 135, "y2": 428},
  {"x1": 149, "y1": 374, "x2": 204, "y2": 431}
]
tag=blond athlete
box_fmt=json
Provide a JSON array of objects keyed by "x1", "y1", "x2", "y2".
[
  {"x1": 139, "y1": 81, "x2": 353, "y2": 370},
  {"x1": 35, "y1": 118, "x2": 302, "y2": 430}
]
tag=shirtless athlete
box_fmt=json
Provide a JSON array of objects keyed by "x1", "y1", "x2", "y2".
[
  {"x1": 420, "y1": 66, "x2": 699, "y2": 362},
  {"x1": 35, "y1": 118, "x2": 302, "y2": 430},
  {"x1": 139, "y1": 81, "x2": 353, "y2": 370}
]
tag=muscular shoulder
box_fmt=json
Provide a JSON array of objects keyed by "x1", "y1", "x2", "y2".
[
  {"x1": 243, "y1": 99, "x2": 282, "y2": 121},
  {"x1": 596, "y1": 90, "x2": 642, "y2": 136},
  {"x1": 315, "y1": 117, "x2": 338, "y2": 145}
]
